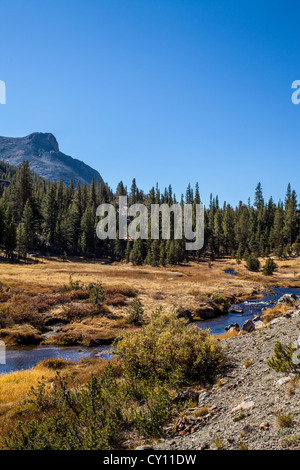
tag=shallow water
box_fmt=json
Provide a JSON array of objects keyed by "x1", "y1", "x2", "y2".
[
  {"x1": 1, "y1": 287, "x2": 300, "y2": 374},
  {"x1": 196, "y1": 286, "x2": 300, "y2": 335},
  {"x1": 0, "y1": 345, "x2": 112, "y2": 374}
]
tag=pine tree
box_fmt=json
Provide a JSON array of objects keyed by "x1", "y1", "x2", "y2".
[
  {"x1": 22, "y1": 199, "x2": 35, "y2": 252},
  {"x1": 283, "y1": 185, "x2": 297, "y2": 246},
  {"x1": 130, "y1": 239, "x2": 143, "y2": 265},
  {"x1": 42, "y1": 183, "x2": 58, "y2": 245},
  {"x1": 3, "y1": 206, "x2": 16, "y2": 258},
  {"x1": 254, "y1": 182, "x2": 264, "y2": 211},
  {"x1": 11, "y1": 160, "x2": 33, "y2": 220},
  {"x1": 80, "y1": 206, "x2": 96, "y2": 256},
  {"x1": 124, "y1": 241, "x2": 131, "y2": 263},
  {"x1": 150, "y1": 239, "x2": 160, "y2": 267},
  {"x1": 16, "y1": 222, "x2": 27, "y2": 258}
]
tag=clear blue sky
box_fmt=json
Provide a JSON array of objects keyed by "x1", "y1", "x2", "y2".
[{"x1": 0, "y1": 0, "x2": 299, "y2": 206}]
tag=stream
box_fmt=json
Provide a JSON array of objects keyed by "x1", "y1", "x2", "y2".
[
  {"x1": 196, "y1": 284, "x2": 300, "y2": 335},
  {"x1": 1, "y1": 281, "x2": 300, "y2": 374},
  {"x1": 0, "y1": 345, "x2": 112, "y2": 375}
]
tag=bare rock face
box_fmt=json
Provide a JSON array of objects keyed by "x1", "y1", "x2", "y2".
[{"x1": 0, "y1": 132, "x2": 103, "y2": 186}]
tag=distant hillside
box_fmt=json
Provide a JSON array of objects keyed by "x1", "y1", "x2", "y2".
[{"x1": 0, "y1": 132, "x2": 103, "y2": 186}]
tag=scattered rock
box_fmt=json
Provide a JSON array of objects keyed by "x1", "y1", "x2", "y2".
[
  {"x1": 276, "y1": 376, "x2": 293, "y2": 387},
  {"x1": 242, "y1": 320, "x2": 255, "y2": 333},
  {"x1": 225, "y1": 323, "x2": 240, "y2": 331},
  {"x1": 135, "y1": 445, "x2": 154, "y2": 450},
  {"x1": 198, "y1": 391, "x2": 209, "y2": 404},
  {"x1": 153, "y1": 300, "x2": 300, "y2": 451},
  {"x1": 254, "y1": 321, "x2": 265, "y2": 330},
  {"x1": 231, "y1": 400, "x2": 255, "y2": 413},
  {"x1": 259, "y1": 421, "x2": 270, "y2": 430},
  {"x1": 277, "y1": 294, "x2": 297, "y2": 305}
]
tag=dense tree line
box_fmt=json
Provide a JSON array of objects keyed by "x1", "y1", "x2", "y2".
[{"x1": 0, "y1": 160, "x2": 299, "y2": 265}]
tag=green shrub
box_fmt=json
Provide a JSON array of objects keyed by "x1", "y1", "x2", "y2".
[
  {"x1": 3, "y1": 365, "x2": 174, "y2": 450},
  {"x1": 127, "y1": 298, "x2": 144, "y2": 324},
  {"x1": 268, "y1": 341, "x2": 300, "y2": 374},
  {"x1": 246, "y1": 253, "x2": 260, "y2": 272},
  {"x1": 128, "y1": 379, "x2": 173, "y2": 437},
  {"x1": 115, "y1": 309, "x2": 227, "y2": 386},
  {"x1": 263, "y1": 258, "x2": 277, "y2": 276},
  {"x1": 4, "y1": 367, "x2": 125, "y2": 450},
  {"x1": 88, "y1": 281, "x2": 106, "y2": 309}
]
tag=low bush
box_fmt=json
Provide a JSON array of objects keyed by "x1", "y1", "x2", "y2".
[
  {"x1": 104, "y1": 285, "x2": 137, "y2": 298},
  {"x1": 3, "y1": 365, "x2": 173, "y2": 450},
  {"x1": 0, "y1": 329, "x2": 42, "y2": 346},
  {"x1": 115, "y1": 309, "x2": 227, "y2": 386},
  {"x1": 268, "y1": 341, "x2": 300, "y2": 374},
  {"x1": 106, "y1": 294, "x2": 126, "y2": 306},
  {"x1": 54, "y1": 333, "x2": 82, "y2": 346},
  {"x1": 127, "y1": 298, "x2": 144, "y2": 324}
]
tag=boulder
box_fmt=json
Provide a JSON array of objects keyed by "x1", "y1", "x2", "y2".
[
  {"x1": 198, "y1": 391, "x2": 209, "y2": 404},
  {"x1": 277, "y1": 294, "x2": 297, "y2": 305},
  {"x1": 252, "y1": 315, "x2": 261, "y2": 322},
  {"x1": 225, "y1": 323, "x2": 240, "y2": 331},
  {"x1": 230, "y1": 308, "x2": 244, "y2": 314},
  {"x1": 254, "y1": 321, "x2": 265, "y2": 330},
  {"x1": 231, "y1": 400, "x2": 255, "y2": 413},
  {"x1": 242, "y1": 320, "x2": 255, "y2": 333}
]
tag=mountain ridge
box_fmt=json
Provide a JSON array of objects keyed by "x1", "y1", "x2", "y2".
[{"x1": 0, "y1": 132, "x2": 103, "y2": 186}]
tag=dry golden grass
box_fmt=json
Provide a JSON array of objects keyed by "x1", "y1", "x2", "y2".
[
  {"x1": 1, "y1": 255, "x2": 299, "y2": 343},
  {"x1": 0, "y1": 357, "x2": 122, "y2": 444},
  {"x1": 0, "y1": 256, "x2": 267, "y2": 315},
  {"x1": 0, "y1": 364, "x2": 56, "y2": 442},
  {"x1": 261, "y1": 304, "x2": 291, "y2": 323},
  {"x1": 214, "y1": 329, "x2": 241, "y2": 341}
]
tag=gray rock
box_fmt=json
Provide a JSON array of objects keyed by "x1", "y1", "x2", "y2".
[
  {"x1": 198, "y1": 391, "x2": 209, "y2": 404},
  {"x1": 0, "y1": 132, "x2": 103, "y2": 186},
  {"x1": 277, "y1": 294, "x2": 297, "y2": 305},
  {"x1": 135, "y1": 445, "x2": 153, "y2": 450},
  {"x1": 225, "y1": 323, "x2": 239, "y2": 331},
  {"x1": 252, "y1": 315, "x2": 261, "y2": 322},
  {"x1": 242, "y1": 319, "x2": 255, "y2": 333}
]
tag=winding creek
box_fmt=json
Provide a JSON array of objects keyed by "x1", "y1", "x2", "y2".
[
  {"x1": 196, "y1": 285, "x2": 300, "y2": 335},
  {"x1": 1, "y1": 277, "x2": 300, "y2": 374},
  {"x1": 1, "y1": 345, "x2": 112, "y2": 374}
]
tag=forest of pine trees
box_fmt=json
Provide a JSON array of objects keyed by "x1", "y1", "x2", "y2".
[{"x1": 0, "y1": 160, "x2": 299, "y2": 265}]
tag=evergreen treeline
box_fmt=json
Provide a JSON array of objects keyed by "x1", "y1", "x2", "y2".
[{"x1": 0, "y1": 160, "x2": 299, "y2": 265}]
